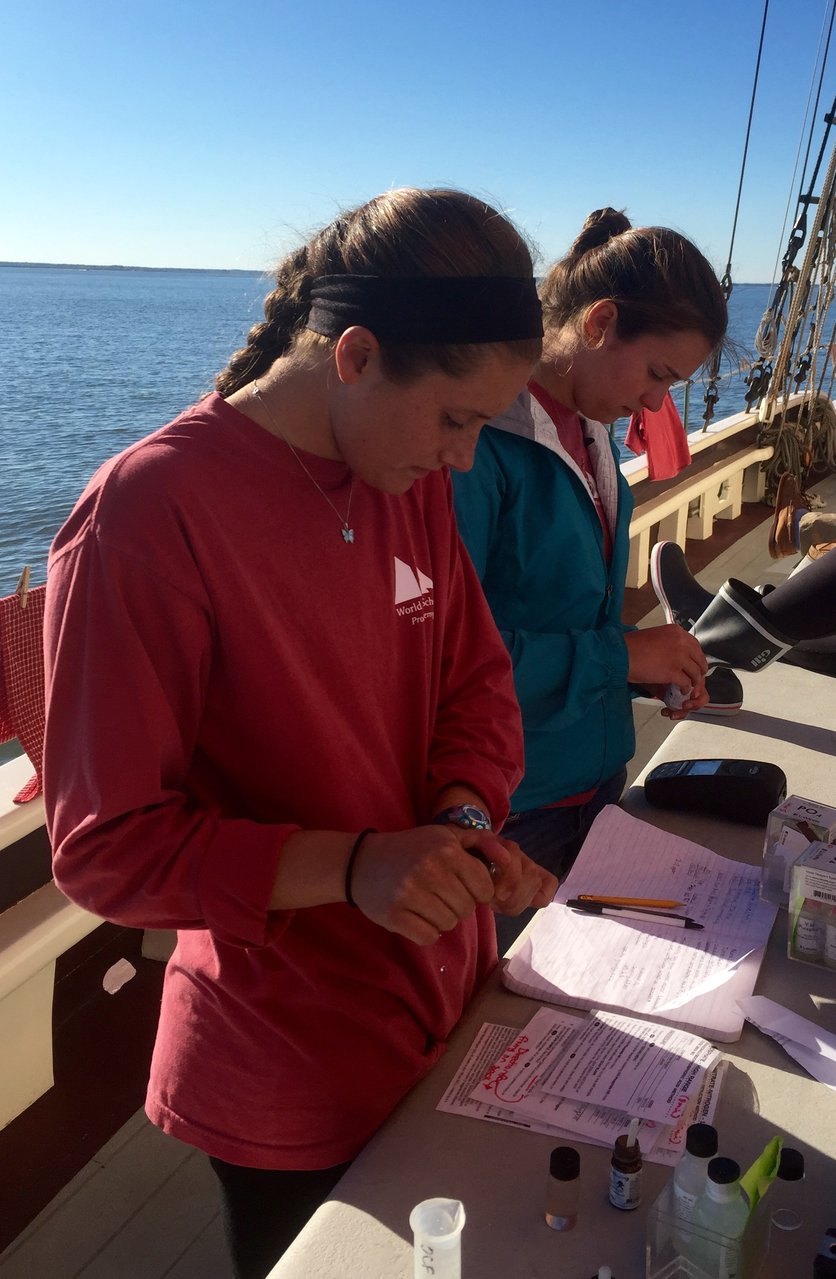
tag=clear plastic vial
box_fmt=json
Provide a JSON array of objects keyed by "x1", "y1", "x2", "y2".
[
  {"x1": 544, "y1": 1145, "x2": 580, "y2": 1230},
  {"x1": 692, "y1": 1156, "x2": 748, "y2": 1279},
  {"x1": 672, "y1": 1122, "x2": 719, "y2": 1225},
  {"x1": 409, "y1": 1198, "x2": 465, "y2": 1279}
]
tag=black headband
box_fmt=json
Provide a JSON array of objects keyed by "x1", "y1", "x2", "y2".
[{"x1": 305, "y1": 275, "x2": 543, "y2": 344}]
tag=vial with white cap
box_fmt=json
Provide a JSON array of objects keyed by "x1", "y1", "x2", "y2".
[{"x1": 409, "y1": 1197, "x2": 465, "y2": 1279}]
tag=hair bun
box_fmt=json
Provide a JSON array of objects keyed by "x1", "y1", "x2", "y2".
[{"x1": 570, "y1": 207, "x2": 632, "y2": 258}]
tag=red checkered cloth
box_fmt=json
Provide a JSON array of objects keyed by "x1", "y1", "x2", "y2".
[{"x1": 0, "y1": 584, "x2": 46, "y2": 803}]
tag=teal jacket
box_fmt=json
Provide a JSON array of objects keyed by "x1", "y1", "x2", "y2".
[{"x1": 452, "y1": 392, "x2": 635, "y2": 811}]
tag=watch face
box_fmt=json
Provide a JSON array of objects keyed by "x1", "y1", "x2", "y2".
[
  {"x1": 459, "y1": 805, "x2": 489, "y2": 827},
  {"x1": 434, "y1": 804, "x2": 492, "y2": 830},
  {"x1": 446, "y1": 805, "x2": 491, "y2": 829}
]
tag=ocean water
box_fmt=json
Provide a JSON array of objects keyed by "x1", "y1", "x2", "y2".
[{"x1": 0, "y1": 266, "x2": 777, "y2": 594}]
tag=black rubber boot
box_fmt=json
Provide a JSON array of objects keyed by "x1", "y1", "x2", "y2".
[
  {"x1": 650, "y1": 542, "x2": 744, "y2": 713},
  {"x1": 698, "y1": 665, "x2": 744, "y2": 716},
  {"x1": 650, "y1": 541, "x2": 713, "y2": 629},
  {"x1": 692, "y1": 578, "x2": 795, "y2": 672}
]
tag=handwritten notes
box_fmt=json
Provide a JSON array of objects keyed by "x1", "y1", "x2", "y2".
[{"x1": 503, "y1": 806, "x2": 777, "y2": 1041}]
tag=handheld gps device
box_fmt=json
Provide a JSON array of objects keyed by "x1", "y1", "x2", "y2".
[{"x1": 644, "y1": 758, "x2": 787, "y2": 826}]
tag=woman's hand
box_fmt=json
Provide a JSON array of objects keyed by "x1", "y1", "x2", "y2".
[
  {"x1": 625, "y1": 625, "x2": 708, "y2": 690},
  {"x1": 643, "y1": 680, "x2": 710, "y2": 720},
  {"x1": 351, "y1": 825, "x2": 557, "y2": 946}
]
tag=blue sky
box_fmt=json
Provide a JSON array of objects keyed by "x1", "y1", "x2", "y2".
[{"x1": 2, "y1": 0, "x2": 832, "y2": 280}]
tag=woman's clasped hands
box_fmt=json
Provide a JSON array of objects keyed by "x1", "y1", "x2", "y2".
[{"x1": 350, "y1": 826, "x2": 557, "y2": 946}]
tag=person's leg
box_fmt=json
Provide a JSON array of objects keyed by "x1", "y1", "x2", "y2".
[
  {"x1": 758, "y1": 545, "x2": 836, "y2": 639},
  {"x1": 798, "y1": 510, "x2": 836, "y2": 559},
  {"x1": 651, "y1": 538, "x2": 836, "y2": 672},
  {"x1": 209, "y1": 1157, "x2": 352, "y2": 1279},
  {"x1": 495, "y1": 770, "x2": 627, "y2": 954},
  {"x1": 768, "y1": 472, "x2": 808, "y2": 559},
  {"x1": 496, "y1": 804, "x2": 583, "y2": 954}
]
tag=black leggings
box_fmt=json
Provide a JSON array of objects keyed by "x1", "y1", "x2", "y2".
[
  {"x1": 209, "y1": 1156, "x2": 352, "y2": 1279},
  {"x1": 761, "y1": 547, "x2": 836, "y2": 640}
]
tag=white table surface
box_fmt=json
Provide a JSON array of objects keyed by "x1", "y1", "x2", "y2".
[{"x1": 268, "y1": 663, "x2": 836, "y2": 1278}]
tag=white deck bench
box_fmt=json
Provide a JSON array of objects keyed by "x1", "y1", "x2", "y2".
[{"x1": 0, "y1": 754, "x2": 103, "y2": 1129}]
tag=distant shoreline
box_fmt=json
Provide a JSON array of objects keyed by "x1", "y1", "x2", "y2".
[
  {"x1": 0, "y1": 261, "x2": 262, "y2": 276},
  {"x1": 0, "y1": 261, "x2": 770, "y2": 284}
]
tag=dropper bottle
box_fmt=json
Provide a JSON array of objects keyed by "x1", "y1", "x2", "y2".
[{"x1": 609, "y1": 1118, "x2": 642, "y2": 1211}]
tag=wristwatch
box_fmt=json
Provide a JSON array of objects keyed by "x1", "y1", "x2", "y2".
[{"x1": 433, "y1": 804, "x2": 493, "y2": 831}]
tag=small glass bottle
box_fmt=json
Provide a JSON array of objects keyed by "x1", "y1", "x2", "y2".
[
  {"x1": 746, "y1": 1146, "x2": 804, "y2": 1277},
  {"x1": 609, "y1": 1126, "x2": 642, "y2": 1211},
  {"x1": 792, "y1": 898, "x2": 825, "y2": 961},
  {"x1": 691, "y1": 1156, "x2": 748, "y2": 1278},
  {"x1": 769, "y1": 1147, "x2": 804, "y2": 1231},
  {"x1": 673, "y1": 1122, "x2": 719, "y2": 1225},
  {"x1": 545, "y1": 1145, "x2": 580, "y2": 1230}
]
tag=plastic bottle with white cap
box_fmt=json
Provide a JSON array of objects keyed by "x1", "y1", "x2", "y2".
[
  {"x1": 409, "y1": 1197, "x2": 465, "y2": 1279},
  {"x1": 673, "y1": 1122, "x2": 719, "y2": 1225},
  {"x1": 691, "y1": 1156, "x2": 748, "y2": 1278}
]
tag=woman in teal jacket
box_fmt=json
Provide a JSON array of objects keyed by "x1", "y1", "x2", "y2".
[{"x1": 453, "y1": 208, "x2": 728, "y2": 945}]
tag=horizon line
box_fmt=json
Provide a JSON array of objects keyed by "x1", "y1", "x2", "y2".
[
  {"x1": 0, "y1": 260, "x2": 777, "y2": 286},
  {"x1": 0, "y1": 260, "x2": 264, "y2": 276}
]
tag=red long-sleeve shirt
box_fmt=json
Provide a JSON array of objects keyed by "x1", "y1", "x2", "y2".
[{"x1": 43, "y1": 393, "x2": 523, "y2": 1168}]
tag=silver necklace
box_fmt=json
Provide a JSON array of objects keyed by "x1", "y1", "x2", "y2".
[{"x1": 251, "y1": 381, "x2": 355, "y2": 544}]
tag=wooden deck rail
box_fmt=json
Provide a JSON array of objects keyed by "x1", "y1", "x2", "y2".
[{"x1": 626, "y1": 439, "x2": 774, "y2": 588}]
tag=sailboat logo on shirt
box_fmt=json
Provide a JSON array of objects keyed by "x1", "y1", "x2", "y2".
[{"x1": 394, "y1": 557, "x2": 434, "y2": 623}]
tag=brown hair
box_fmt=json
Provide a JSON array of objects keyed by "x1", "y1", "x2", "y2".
[
  {"x1": 216, "y1": 188, "x2": 540, "y2": 395},
  {"x1": 539, "y1": 207, "x2": 728, "y2": 353}
]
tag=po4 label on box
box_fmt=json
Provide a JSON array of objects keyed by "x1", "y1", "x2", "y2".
[{"x1": 761, "y1": 795, "x2": 836, "y2": 909}]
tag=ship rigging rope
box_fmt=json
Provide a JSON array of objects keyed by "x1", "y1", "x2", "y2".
[
  {"x1": 701, "y1": 0, "x2": 770, "y2": 428},
  {"x1": 758, "y1": 136, "x2": 836, "y2": 490},
  {"x1": 759, "y1": 0, "x2": 836, "y2": 355}
]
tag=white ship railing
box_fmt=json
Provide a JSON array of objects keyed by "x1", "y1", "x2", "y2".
[{"x1": 0, "y1": 756, "x2": 103, "y2": 1130}]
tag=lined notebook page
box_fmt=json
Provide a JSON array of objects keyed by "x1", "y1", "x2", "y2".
[{"x1": 502, "y1": 805, "x2": 777, "y2": 1042}]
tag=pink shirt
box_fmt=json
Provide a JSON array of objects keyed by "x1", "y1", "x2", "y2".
[
  {"x1": 529, "y1": 381, "x2": 614, "y2": 564},
  {"x1": 44, "y1": 394, "x2": 523, "y2": 1169}
]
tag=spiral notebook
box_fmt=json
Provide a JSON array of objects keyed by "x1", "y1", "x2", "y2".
[{"x1": 502, "y1": 805, "x2": 777, "y2": 1042}]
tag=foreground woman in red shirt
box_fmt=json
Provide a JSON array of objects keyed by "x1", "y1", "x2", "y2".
[{"x1": 43, "y1": 188, "x2": 556, "y2": 1278}]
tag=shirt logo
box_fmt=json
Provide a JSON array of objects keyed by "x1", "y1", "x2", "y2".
[{"x1": 394, "y1": 556, "x2": 434, "y2": 624}]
